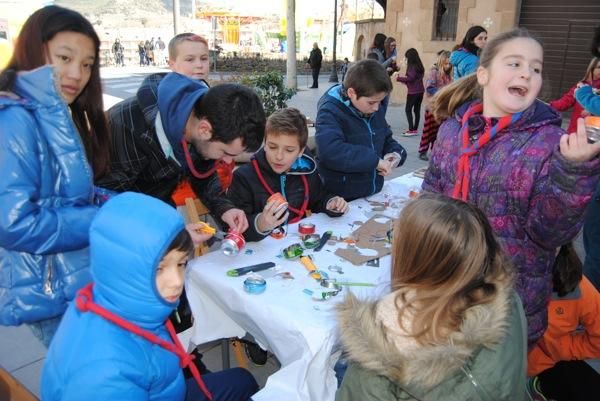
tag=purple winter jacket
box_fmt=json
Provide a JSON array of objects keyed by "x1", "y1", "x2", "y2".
[
  {"x1": 422, "y1": 100, "x2": 600, "y2": 345},
  {"x1": 396, "y1": 66, "x2": 424, "y2": 95}
]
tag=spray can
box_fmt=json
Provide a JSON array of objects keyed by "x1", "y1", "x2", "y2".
[{"x1": 221, "y1": 230, "x2": 246, "y2": 256}]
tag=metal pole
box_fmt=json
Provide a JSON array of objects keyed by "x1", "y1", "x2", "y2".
[
  {"x1": 328, "y1": 0, "x2": 339, "y2": 83},
  {"x1": 173, "y1": 0, "x2": 181, "y2": 36},
  {"x1": 286, "y1": 0, "x2": 297, "y2": 90}
]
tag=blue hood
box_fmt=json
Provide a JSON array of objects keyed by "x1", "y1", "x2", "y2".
[
  {"x1": 0, "y1": 65, "x2": 63, "y2": 108},
  {"x1": 90, "y1": 192, "x2": 185, "y2": 329},
  {"x1": 157, "y1": 72, "x2": 209, "y2": 166}
]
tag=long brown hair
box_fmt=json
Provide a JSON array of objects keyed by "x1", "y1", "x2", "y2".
[
  {"x1": 390, "y1": 194, "x2": 512, "y2": 345},
  {"x1": 582, "y1": 57, "x2": 600, "y2": 82},
  {"x1": 0, "y1": 5, "x2": 110, "y2": 179},
  {"x1": 432, "y1": 28, "x2": 542, "y2": 122}
]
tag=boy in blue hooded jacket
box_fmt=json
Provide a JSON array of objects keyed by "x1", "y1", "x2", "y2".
[
  {"x1": 315, "y1": 59, "x2": 407, "y2": 200},
  {"x1": 41, "y1": 192, "x2": 258, "y2": 401}
]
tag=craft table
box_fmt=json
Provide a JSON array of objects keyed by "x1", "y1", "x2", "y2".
[{"x1": 185, "y1": 173, "x2": 423, "y2": 401}]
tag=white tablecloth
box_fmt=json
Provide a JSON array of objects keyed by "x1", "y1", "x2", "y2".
[{"x1": 186, "y1": 173, "x2": 423, "y2": 401}]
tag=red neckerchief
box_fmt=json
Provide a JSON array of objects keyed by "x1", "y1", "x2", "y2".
[
  {"x1": 453, "y1": 102, "x2": 522, "y2": 201},
  {"x1": 75, "y1": 283, "x2": 213, "y2": 401},
  {"x1": 251, "y1": 157, "x2": 309, "y2": 224},
  {"x1": 181, "y1": 139, "x2": 235, "y2": 191}
]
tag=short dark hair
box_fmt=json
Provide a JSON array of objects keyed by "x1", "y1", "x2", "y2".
[
  {"x1": 0, "y1": 5, "x2": 110, "y2": 179},
  {"x1": 165, "y1": 229, "x2": 194, "y2": 259},
  {"x1": 193, "y1": 84, "x2": 266, "y2": 152},
  {"x1": 552, "y1": 243, "x2": 583, "y2": 297},
  {"x1": 265, "y1": 107, "x2": 308, "y2": 149},
  {"x1": 343, "y1": 59, "x2": 392, "y2": 98}
]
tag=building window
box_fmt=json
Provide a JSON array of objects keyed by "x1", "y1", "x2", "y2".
[{"x1": 432, "y1": 0, "x2": 459, "y2": 41}]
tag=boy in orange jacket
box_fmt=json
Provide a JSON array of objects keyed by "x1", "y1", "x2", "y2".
[{"x1": 527, "y1": 244, "x2": 600, "y2": 401}]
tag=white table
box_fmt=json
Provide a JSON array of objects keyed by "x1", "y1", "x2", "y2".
[{"x1": 186, "y1": 173, "x2": 423, "y2": 401}]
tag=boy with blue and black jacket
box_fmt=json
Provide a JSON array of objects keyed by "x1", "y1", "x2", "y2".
[{"x1": 315, "y1": 59, "x2": 407, "y2": 200}]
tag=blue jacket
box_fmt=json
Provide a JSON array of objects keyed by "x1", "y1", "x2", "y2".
[
  {"x1": 42, "y1": 192, "x2": 187, "y2": 401},
  {"x1": 0, "y1": 66, "x2": 95, "y2": 326},
  {"x1": 575, "y1": 85, "x2": 600, "y2": 115},
  {"x1": 315, "y1": 85, "x2": 407, "y2": 200},
  {"x1": 450, "y1": 48, "x2": 479, "y2": 80}
]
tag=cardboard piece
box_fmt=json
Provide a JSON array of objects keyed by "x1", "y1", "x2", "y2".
[{"x1": 334, "y1": 214, "x2": 394, "y2": 265}]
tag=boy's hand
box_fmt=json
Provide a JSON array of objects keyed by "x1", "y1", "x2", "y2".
[
  {"x1": 221, "y1": 208, "x2": 249, "y2": 233},
  {"x1": 560, "y1": 118, "x2": 600, "y2": 162},
  {"x1": 383, "y1": 152, "x2": 402, "y2": 168},
  {"x1": 326, "y1": 196, "x2": 349, "y2": 214},
  {"x1": 257, "y1": 200, "x2": 289, "y2": 233},
  {"x1": 377, "y1": 159, "x2": 393, "y2": 176},
  {"x1": 185, "y1": 223, "x2": 214, "y2": 246}
]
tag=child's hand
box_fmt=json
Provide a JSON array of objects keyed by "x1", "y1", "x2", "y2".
[
  {"x1": 221, "y1": 208, "x2": 249, "y2": 233},
  {"x1": 384, "y1": 152, "x2": 402, "y2": 168},
  {"x1": 185, "y1": 223, "x2": 214, "y2": 246},
  {"x1": 326, "y1": 196, "x2": 349, "y2": 214},
  {"x1": 377, "y1": 159, "x2": 393, "y2": 176},
  {"x1": 257, "y1": 200, "x2": 289, "y2": 233},
  {"x1": 560, "y1": 118, "x2": 600, "y2": 162}
]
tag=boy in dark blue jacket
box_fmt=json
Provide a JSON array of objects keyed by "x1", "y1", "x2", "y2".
[{"x1": 315, "y1": 59, "x2": 407, "y2": 200}]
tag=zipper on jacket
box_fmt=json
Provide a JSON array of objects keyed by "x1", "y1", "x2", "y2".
[
  {"x1": 364, "y1": 116, "x2": 377, "y2": 196},
  {"x1": 43, "y1": 257, "x2": 54, "y2": 295}
]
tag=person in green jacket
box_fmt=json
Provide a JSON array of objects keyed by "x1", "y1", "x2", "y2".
[{"x1": 335, "y1": 194, "x2": 528, "y2": 401}]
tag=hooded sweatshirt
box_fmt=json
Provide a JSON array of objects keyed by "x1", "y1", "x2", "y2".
[
  {"x1": 41, "y1": 192, "x2": 187, "y2": 401},
  {"x1": 227, "y1": 148, "x2": 340, "y2": 241},
  {"x1": 335, "y1": 283, "x2": 528, "y2": 401},
  {"x1": 422, "y1": 99, "x2": 600, "y2": 345},
  {"x1": 98, "y1": 73, "x2": 234, "y2": 215}
]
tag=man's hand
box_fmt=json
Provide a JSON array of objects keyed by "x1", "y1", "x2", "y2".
[{"x1": 221, "y1": 208, "x2": 249, "y2": 233}]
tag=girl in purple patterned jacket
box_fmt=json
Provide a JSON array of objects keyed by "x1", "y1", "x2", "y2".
[{"x1": 422, "y1": 28, "x2": 600, "y2": 347}]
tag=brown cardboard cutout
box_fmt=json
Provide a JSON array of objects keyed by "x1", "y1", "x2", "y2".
[{"x1": 334, "y1": 214, "x2": 394, "y2": 265}]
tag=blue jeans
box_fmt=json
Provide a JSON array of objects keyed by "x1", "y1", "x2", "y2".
[
  {"x1": 185, "y1": 368, "x2": 258, "y2": 401},
  {"x1": 583, "y1": 184, "x2": 600, "y2": 291},
  {"x1": 28, "y1": 314, "x2": 63, "y2": 348}
]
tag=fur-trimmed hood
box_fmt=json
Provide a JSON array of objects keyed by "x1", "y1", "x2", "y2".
[{"x1": 336, "y1": 280, "x2": 512, "y2": 391}]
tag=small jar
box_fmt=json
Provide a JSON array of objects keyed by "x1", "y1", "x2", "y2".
[
  {"x1": 585, "y1": 116, "x2": 600, "y2": 144},
  {"x1": 268, "y1": 192, "x2": 288, "y2": 213}
]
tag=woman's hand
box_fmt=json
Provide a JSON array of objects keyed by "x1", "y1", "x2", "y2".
[
  {"x1": 256, "y1": 200, "x2": 289, "y2": 233},
  {"x1": 326, "y1": 196, "x2": 349, "y2": 214},
  {"x1": 560, "y1": 118, "x2": 600, "y2": 162}
]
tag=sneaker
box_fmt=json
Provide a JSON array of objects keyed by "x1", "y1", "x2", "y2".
[
  {"x1": 527, "y1": 377, "x2": 548, "y2": 401},
  {"x1": 243, "y1": 341, "x2": 268, "y2": 366},
  {"x1": 401, "y1": 129, "x2": 418, "y2": 137},
  {"x1": 418, "y1": 153, "x2": 429, "y2": 161}
]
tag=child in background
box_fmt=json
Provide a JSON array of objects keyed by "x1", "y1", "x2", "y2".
[
  {"x1": 383, "y1": 37, "x2": 399, "y2": 76},
  {"x1": 549, "y1": 57, "x2": 600, "y2": 134},
  {"x1": 41, "y1": 192, "x2": 258, "y2": 401},
  {"x1": 336, "y1": 194, "x2": 527, "y2": 401},
  {"x1": 168, "y1": 33, "x2": 211, "y2": 81},
  {"x1": 227, "y1": 108, "x2": 349, "y2": 242},
  {"x1": 527, "y1": 243, "x2": 600, "y2": 401},
  {"x1": 340, "y1": 57, "x2": 350, "y2": 82},
  {"x1": 423, "y1": 28, "x2": 600, "y2": 346},
  {"x1": 393, "y1": 48, "x2": 425, "y2": 136},
  {"x1": 418, "y1": 50, "x2": 453, "y2": 161},
  {"x1": 316, "y1": 59, "x2": 407, "y2": 201}
]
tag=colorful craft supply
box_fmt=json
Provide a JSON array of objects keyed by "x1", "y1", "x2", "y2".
[
  {"x1": 282, "y1": 243, "x2": 304, "y2": 260},
  {"x1": 301, "y1": 234, "x2": 321, "y2": 249},
  {"x1": 226, "y1": 262, "x2": 276, "y2": 277},
  {"x1": 298, "y1": 222, "x2": 316, "y2": 235},
  {"x1": 221, "y1": 230, "x2": 245, "y2": 256},
  {"x1": 243, "y1": 274, "x2": 267, "y2": 294}
]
